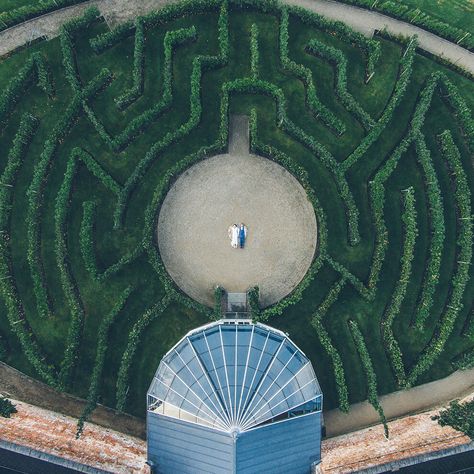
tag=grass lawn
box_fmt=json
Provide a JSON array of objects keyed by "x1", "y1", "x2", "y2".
[{"x1": 0, "y1": 0, "x2": 472, "y2": 425}]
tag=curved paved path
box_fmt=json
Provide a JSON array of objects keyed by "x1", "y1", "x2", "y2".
[
  {"x1": 157, "y1": 116, "x2": 317, "y2": 307},
  {"x1": 0, "y1": 0, "x2": 473, "y2": 74},
  {"x1": 325, "y1": 367, "x2": 474, "y2": 437}
]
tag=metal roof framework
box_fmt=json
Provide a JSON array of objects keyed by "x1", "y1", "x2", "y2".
[{"x1": 147, "y1": 319, "x2": 322, "y2": 432}]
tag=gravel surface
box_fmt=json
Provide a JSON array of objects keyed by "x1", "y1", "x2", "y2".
[{"x1": 157, "y1": 116, "x2": 317, "y2": 307}]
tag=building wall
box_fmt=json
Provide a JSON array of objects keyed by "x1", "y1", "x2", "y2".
[
  {"x1": 236, "y1": 412, "x2": 322, "y2": 474},
  {"x1": 147, "y1": 412, "x2": 234, "y2": 473},
  {"x1": 147, "y1": 411, "x2": 321, "y2": 474}
]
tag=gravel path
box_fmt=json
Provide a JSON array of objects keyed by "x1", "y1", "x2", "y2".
[
  {"x1": 324, "y1": 367, "x2": 474, "y2": 437},
  {"x1": 157, "y1": 116, "x2": 317, "y2": 307},
  {"x1": 0, "y1": 0, "x2": 473, "y2": 75}
]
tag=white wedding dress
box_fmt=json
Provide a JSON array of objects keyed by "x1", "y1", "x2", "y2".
[{"x1": 228, "y1": 225, "x2": 239, "y2": 248}]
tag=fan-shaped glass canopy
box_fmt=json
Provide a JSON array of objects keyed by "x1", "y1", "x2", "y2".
[{"x1": 147, "y1": 319, "x2": 321, "y2": 432}]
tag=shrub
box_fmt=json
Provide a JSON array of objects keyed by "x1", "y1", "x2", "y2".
[
  {"x1": 55, "y1": 158, "x2": 85, "y2": 390},
  {"x1": 342, "y1": 36, "x2": 417, "y2": 172},
  {"x1": 306, "y1": 38, "x2": 375, "y2": 130},
  {"x1": 311, "y1": 279, "x2": 349, "y2": 412},
  {"x1": 250, "y1": 23, "x2": 259, "y2": 79},
  {"x1": 349, "y1": 320, "x2": 389, "y2": 437},
  {"x1": 115, "y1": 19, "x2": 146, "y2": 110},
  {"x1": 279, "y1": 8, "x2": 345, "y2": 136},
  {"x1": 336, "y1": 0, "x2": 474, "y2": 50},
  {"x1": 406, "y1": 129, "x2": 473, "y2": 387},
  {"x1": 213, "y1": 286, "x2": 225, "y2": 320},
  {"x1": 76, "y1": 287, "x2": 133, "y2": 438},
  {"x1": 115, "y1": 295, "x2": 171, "y2": 411},
  {"x1": 0, "y1": 397, "x2": 17, "y2": 418},
  {"x1": 0, "y1": 114, "x2": 57, "y2": 386},
  {"x1": 433, "y1": 398, "x2": 474, "y2": 439},
  {"x1": 381, "y1": 188, "x2": 417, "y2": 386},
  {"x1": 247, "y1": 286, "x2": 261, "y2": 320},
  {"x1": 412, "y1": 135, "x2": 445, "y2": 329},
  {"x1": 0, "y1": 52, "x2": 54, "y2": 128},
  {"x1": 26, "y1": 68, "x2": 112, "y2": 320},
  {"x1": 453, "y1": 350, "x2": 474, "y2": 371}
]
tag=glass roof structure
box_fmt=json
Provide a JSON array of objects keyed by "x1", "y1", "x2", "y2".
[{"x1": 147, "y1": 319, "x2": 321, "y2": 432}]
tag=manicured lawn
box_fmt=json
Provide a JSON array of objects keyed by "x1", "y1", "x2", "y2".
[{"x1": 0, "y1": 0, "x2": 472, "y2": 424}]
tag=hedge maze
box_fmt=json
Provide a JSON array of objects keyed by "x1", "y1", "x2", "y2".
[{"x1": 0, "y1": 0, "x2": 472, "y2": 434}]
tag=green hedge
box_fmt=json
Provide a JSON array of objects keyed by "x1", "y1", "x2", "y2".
[
  {"x1": 342, "y1": 36, "x2": 417, "y2": 172},
  {"x1": 0, "y1": 52, "x2": 54, "y2": 128},
  {"x1": 311, "y1": 279, "x2": 349, "y2": 412},
  {"x1": 279, "y1": 8, "x2": 345, "y2": 136},
  {"x1": 76, "y1": 286, "x2": 133, "y2": 437},
  {"x1": 367, "y1": 70, "x2": 436, "y2": 296},
  {"x1": 453, "y1": 349, "x2": 474, "y2": 371},
  {"x1": 250, "y1": 23, "x2": 259, "y2": 79},
  {"x1": 306, "y1": 38, "x2": 375, "y2": 131},
  {"x1": 349, "y1": 320, "x2": 388, "y2": 437},
  {"x1": 213, "y1": 286, "x2": 225, "y2": 320},
  {"x1": 113, "y1": 1, "x2": 229, "y2": 227},
  {"x1": 0, "y1": 114, "x2": 57, "y2": 386},
  {"x1": 405, "y1": 130, "x2": 473, "y2": 387},
  {"x1": 412, "y1": 134, "x2": 445, "y2": 329},
  {"x1": 336, "y1": 0, "x2": 474, "y2": 51},
  {"x1": 381, "y1": 187, "x2": 417, "y2": 386},
  {"x1": 90, "y1": 25, "x2": 197, "y2": 154},
  {"x1": 55, "y1": 158, "x2": 85, "y2": 389},
  {"x1": 115, "y1": 20, "x2": 146, "y2": 110},
  {"x1": 115, "y1": 295, "x2": 171, "y2": 411},
  {"x1": 26, "y1": 68, "x2": 112, "y2": 321},
  {"x1": 247, "y1": 286, "x2": 261, "y2": 320}
]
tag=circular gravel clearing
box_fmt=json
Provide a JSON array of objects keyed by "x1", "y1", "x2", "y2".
[{"x1": 157, "y1": 135, "x2": 317, "y2": 308}]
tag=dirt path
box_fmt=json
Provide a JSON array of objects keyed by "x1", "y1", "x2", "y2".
[
  {"x1": 325, "y1": 367, "x2": 474, "y2": 437},
  {"x1": 0, "y1": 362, "x2": 145, "y2": 439},
  {"x1": 0, "y1": 0, "x2": 473, "y2": 74}
]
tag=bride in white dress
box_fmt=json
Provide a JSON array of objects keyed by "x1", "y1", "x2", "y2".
[{"x1": 228, "y1": 224, "x2": 239, "y2": 248}]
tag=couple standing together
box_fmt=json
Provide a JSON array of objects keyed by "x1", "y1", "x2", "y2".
[{"x1": 228, "y1": 223, "x2": 247, "y2": 249}]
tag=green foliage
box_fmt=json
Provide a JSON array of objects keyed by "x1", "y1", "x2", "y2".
[
  {"x1": 453, "y1": 350, "x2": 474, "y2": 371},
  {"x1": 0, "y1": 396, "x2": 17, "y2": 418},
  {"x1": 306, "y1": 38, "x2": 375, "y2": 130},
  {"x1": 115, "y1": 295, "x2": 171, "y2": 411},
  {"x1": 248, "y1": 23, "x2": 259, "y2": 80},
  {"x1": 311, "y1": 279, "x2": 349, "y2": 412},
  {"x1": 115, "y1": 20, "x2": 146, "y2": 110},
  {"x1": 381, "y1": 188, "x2": 417, "y2": 386},
  {"x1": 247, "y1": 286, "x2": 261, "y2": 320},
  {"x1": 213, "y1": 286, "x2": 225, "y2": 320},
  {"x1": 433, "y1": 398, "x2": 474, "y2": 439},
  {"x1": 279, "y1": 7, "x2": 345, "y2": 136},
  {"x1": 76, "y1": 287, "x2": 133, "y2": 438},
  {"x1": 0, "y1": 114, "x2": 57, "y2": 386},
  {"x1": 342, "y1": 36, "x2": 417, "y2": 172},
  {"x1": 337, "y1": 0, "x2": 474, "y2": 50},
  {"x1": 0, "y1": 0, "x2": 472, "y2": 419},
  {"x1": 0, "y1": 335, "x2": 7, "y2": 360},
  {"x1": 349, "y1": 320, "x2": 388, "y2": 438}
]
